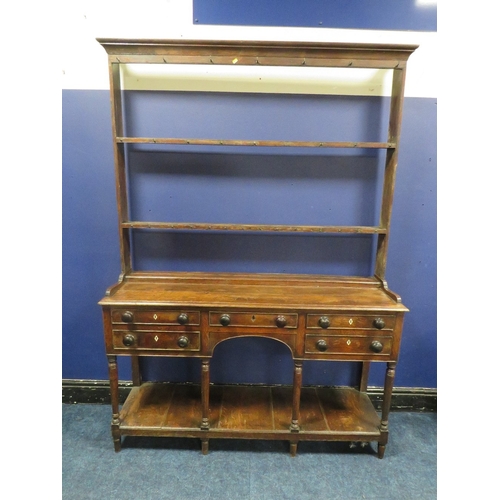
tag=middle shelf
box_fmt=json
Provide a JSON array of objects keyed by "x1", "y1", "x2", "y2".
[
  {"x1": 116, "y1": 137, "x2": 396, "y2": 149},
  {"x1": 121, "y1": 221, "x2": 387, "y2": 234}
]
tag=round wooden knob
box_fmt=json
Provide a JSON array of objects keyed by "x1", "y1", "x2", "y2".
[
  {"x1": 316, "y1": 339, "x2": 328, "y2": 352},
  {"x1": 318, "y1": 316, "x2": 330, "y2": 329},
  {"x1": 220, "y1": 314, "x2": 231, "y2": 326},
  {"x1": 121, "y1": 311, "x2": 134, "y2": 323},
  {"x1": 122, "y1": 334, "x2": 136, "y2": 347},
  {"x1": 276, "y1": 315, "x2": 287, "y2": 328},
  {"x1": 177, "y1": 313, "x2": 189, "y2": 325},
  {"x1": 370, "y1": 340, "x2": 383, "y2": 353},
  {"x1": 177, "y1": 336, "x2": 189, "y2": 348},
  {"x1": 373, "y1": 318, "x2": 385, "y2": 329}
]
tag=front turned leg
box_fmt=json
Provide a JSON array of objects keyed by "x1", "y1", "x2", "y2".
[
  {"x1": 201, "y1": 359, "x2": 210, "y2": 430},
  {"x1": 290, "y1": 361, "x2": 303, "y2": 434},
  {"x1": 107, "y1": 355, "x2": 121, "y2": 452},
  {"x1": 289, "y1": 361, "x2": 303, "y2": 457},
  {"x1": 378, "y1": 362, "x2": 396, "y2": 459},
  {"x1": 200, "y1": 359, "x2": 210, "y2": 454}
]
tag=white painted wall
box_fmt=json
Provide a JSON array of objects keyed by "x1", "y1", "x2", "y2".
[{"x1": 61, "y1": 0, "x2": 437, "y2": 98}]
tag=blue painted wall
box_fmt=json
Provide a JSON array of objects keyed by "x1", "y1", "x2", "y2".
[
  {"x1": 62, "y1": 89, "x2": 436, "y2": 388},
  {"x1": 193, "y1": 0, "x2": 437, "y2": 31}
]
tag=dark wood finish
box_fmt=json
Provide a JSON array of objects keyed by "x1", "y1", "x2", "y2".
[
  {"x1": 99, "y1": 273, "x2": 407, "y2": 453},
  {"x1": 117, "y1": 383, "x2": 381, "y2": 439},
  {"x1": 375, "y1": 67, "x2": 407, "y2": 279},
  {"x1": 97, "y1": 39, "x2": 416, "y2": 458},
  {"x1": 306, "y1": 313, "x2": 396, "y2": 330},
  {"x1": 111, "y1": 330, "x2": 201, "y2": 352},
  {"x1": 109, "y1": 64, "x2": 131, "y2": 277},
  {"x1": 100, "y1": 272, "x2": 407, "y2": 311},
  {"x1": 291, "y1": 361, "x2": 303, "y2": 432},
  {"x1": 122, "y1": 221, "x2": 386, "y2": 234},
  {"x1": 106, "y1": 355, "x2": 121, "y2": 452},
  {"x1": 201, "y1": 360, "x2": 210, "y2": 431},
  {"x1": 304, "y1": 334, "x2": 393, "y2": 358},
  {"x1": 111, "y1": 309, "x2": 200, "y2": 325},
  {"x1": 117, "y1": 137, "x2": 396, "y2": 149},
  {"x1": 378, "y1": 362, "x2": 397, "y2": 459},
  {"x1": 209, "y1": 311, "x2": 298, "y2": 329},
  {"x1": 97, "y1": 38, "x2": 417, "y2": 69}
]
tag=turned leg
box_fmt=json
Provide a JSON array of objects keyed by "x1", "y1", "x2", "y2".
[
  {"x1": 378, "y1": 361, "x2": 396, "y2": 459},
  {"x1": 200, "y1": 359, "x2": 210, "y2": 454},
  {"x1": 290, "y1": 441, "x2": 298, "y2": 457},
  {"x1": 290, "y1": 360, "x2": 303, "y2": 434},
  {"x1": 107, "y1": 355, "x2": 121, "y2": 452},
  {"x1": 201, "y1": 359, "x2": 210, "y2": 431}
]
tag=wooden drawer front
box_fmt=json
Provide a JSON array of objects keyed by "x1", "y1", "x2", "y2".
[
  {"x1": 305, "y1": 334, "x2": 392, "y2": 356},
  {"x1": 112, "y1": 330, "x2": 200, "y2": 352},
  {"x1": 306, "y1": 314, "x2": 396, "y2": 331},
  {"x1": 209, "y1": 312, "x2": 298, "y2": 329},
  {"x1": 111, "y1": 309, "x2": 200, "y2": 326}
]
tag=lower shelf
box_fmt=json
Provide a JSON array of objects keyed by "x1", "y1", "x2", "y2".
[{"x1": 118, "y1": 382, "x2": 381, "y2": 442}]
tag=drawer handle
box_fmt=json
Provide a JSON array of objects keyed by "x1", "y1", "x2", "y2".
[
  {"x1": 276, "y1": 315, "x2": 287, "y2": 328},
  {"x1": 121, "y1": 311, "x2": 134, "y2": 323},
  {"x1": 370, "y1": 340, "x2": 384, "y2": 353},
  {"x1": 318, "y1": 316, "x2": 330, "y2": 329},
  {"x1": 373, "y1": 318, "x2": 385, "y2": 329},
  {"x1": 122, "y1": 334, "x2": 136, "y2": 347},
  {"x1": 177, "y1": 313, "x2": 189, "y2": 325},
  {"x1": 177, "y1": 336, "x2": 189, "y2": 348},
  {"x1": 220, "y1": 314, "x2": 231, "y2": 326},
  {"x1": 316, "y1": 339, "x2": 328, "y2": 352}
]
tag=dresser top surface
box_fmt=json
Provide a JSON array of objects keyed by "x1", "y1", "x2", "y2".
[{"x1": 99, "y1": 272, "x2": 408, "y2": 312}]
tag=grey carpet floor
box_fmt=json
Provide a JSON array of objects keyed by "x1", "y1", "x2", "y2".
[{"x1": 62, "y1": 404, "x2": 436, "y2": 500}]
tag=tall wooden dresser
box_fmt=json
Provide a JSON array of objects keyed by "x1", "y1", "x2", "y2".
[{"x1": 97, "y1": 38, "x2": 417, "y2": 458}]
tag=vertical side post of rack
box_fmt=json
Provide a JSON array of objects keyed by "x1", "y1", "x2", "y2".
[
  {"x1": 374, "y1": 65, "x2": 407, "y2": 280},
  {"x1": 108, "y1": 58, "x2": 132, "y2": 276}
]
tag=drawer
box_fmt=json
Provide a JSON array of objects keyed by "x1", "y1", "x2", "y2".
[
  {"x1": 111, "y1": 309, "x2": 200, "y2": 326},
  {"x1": 112, "y1": 330, "x2": 200, "y2": 352},
  {"x1": 209, "y1": 311, "x2": 298, "y2": 329},
  {"x1": 306, "y1": 314, "x2": 395, "y2": 331},
  {"x1": 305, "y1": 334, "x2": 392, "y2": 356}
]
